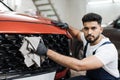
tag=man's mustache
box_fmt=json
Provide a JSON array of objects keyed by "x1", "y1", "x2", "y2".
[{"x1": 86, "y1": 34, "x2": 93, "y2": 38}]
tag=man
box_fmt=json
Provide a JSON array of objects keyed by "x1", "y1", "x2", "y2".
[{"x1": 36, "y1": 13, "x2": 119, "y2": 80}]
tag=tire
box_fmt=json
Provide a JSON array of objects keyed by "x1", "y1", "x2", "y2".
[{"x1": 71, "y1": 38, "x2": 83, "y2": 59}]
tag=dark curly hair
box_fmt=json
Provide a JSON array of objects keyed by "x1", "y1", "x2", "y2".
[{"x1": 82, "y1": 13, "x2": 102, "y2": 25}]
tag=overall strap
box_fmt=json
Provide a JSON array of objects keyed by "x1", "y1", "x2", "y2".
[
  {"x1": 93, "y1": 41, "x2": 112, "y2": 55},
  {"x1": 83, "y1": 42, "x2": 88, "y2": 58},
  {"x1": 83, "y1": 41, "x2": 112, "y2": 58}
]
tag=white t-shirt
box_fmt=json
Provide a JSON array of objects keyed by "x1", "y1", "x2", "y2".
[{"x1": 81, "y1": 32, "x2": 119, "y2": 77}]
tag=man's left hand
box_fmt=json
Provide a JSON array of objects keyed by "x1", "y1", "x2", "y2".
[{"x1": 36, "y1": 41, "x2": 48, "y2": 56}]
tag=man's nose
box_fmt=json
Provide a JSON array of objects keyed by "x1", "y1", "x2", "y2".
[{"x1": 88, "y1": 29, "x2": 92, "y2": 34}]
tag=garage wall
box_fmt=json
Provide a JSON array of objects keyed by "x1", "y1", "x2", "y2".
[
  {"x1": 15, "y1": 0, "x2": 87, "y2": 29},
  {"x1": 53, "y1": 0, "x2": 120, "y2": 28},
  {"x1": 52, "y1": 0, "x2": 69, "y2": 22},
  {"x1": 15, "y1": 0, "x2": 69, "y2": 22},
  {"x1": 6, "y1": 0, "x2": 120, "y2": 28},
  {"x1": 67, "y1": 0, "x2": 87, "y2": 29},
  {"x1": 52, "y1": 0, "x2": 87, "y2": 29},
  {"x1": 86, "y1": 2, "x2": 120, "y2": 26},
  {"x1": 16, "y1": 0, "x2": 36, "y2": 15}
]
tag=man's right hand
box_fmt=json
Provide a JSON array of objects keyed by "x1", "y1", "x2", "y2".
[{"x1": 51, "y1": 20, "x2": 69, "y2": 29}]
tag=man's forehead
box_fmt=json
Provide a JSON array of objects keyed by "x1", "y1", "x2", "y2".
[
  {"x1": 83, "y1": 21, "x2": 100, "y2": 27},
  {"x1": 83, "y1": 21, "x2": 99, "y2": 24}
]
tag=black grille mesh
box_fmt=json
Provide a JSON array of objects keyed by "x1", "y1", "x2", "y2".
[{"x1": 0, "y1": 33, "x2": 70, "y2": 79}]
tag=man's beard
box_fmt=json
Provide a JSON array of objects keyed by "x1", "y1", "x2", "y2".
[{"x1": 85, "y1": 34, "x2": 100, "y2": 43}]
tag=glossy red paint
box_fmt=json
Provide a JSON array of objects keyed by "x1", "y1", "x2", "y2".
[
  {"x1": 0, "y1": 12, "x2": 69, "y2": 36},
  {"x1": 55, "y1": 68, "x2": 69, "y2": 80},
  {"x1": 0, "y1": 12, "x2": 71, "y2": 80}
]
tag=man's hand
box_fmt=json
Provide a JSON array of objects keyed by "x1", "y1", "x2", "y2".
[
  {"x1": 36, "y1": 41, "x2": 48, "y2": 56},
  {"x1": 51, "y1": 20, "x2": 69, "y2": 29}
]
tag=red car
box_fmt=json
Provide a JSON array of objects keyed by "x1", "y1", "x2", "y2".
[{"x1": 0, "y1": 2, "x2": 71, "y2": 80}]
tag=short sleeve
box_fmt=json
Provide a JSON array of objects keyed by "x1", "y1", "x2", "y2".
[{"x1": 94, "y1": 44, "x2": 118, "y2": 65}]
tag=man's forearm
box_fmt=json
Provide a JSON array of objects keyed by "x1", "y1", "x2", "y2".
[
  {"x1": 47, "y1": 49, "x2": 82, "y2": 71},
  {"x1": 47, "y1": 49, "x2": 104, "y2": 71}
]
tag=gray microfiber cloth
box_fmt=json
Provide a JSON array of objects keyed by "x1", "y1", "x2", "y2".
[{"x1": 19, "y1": 36, "x2": 43, "y2": 67}]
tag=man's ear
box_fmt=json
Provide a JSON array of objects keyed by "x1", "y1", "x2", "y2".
[{"x1": 100, "y1": 27, "x2": 103, "y2": 33}]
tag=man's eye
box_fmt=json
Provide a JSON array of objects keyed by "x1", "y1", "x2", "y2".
[
  {"x1": 84, "y1": 27, "x2": 88, "y2": 30},
  {"x1": 91, "y1": 27, "x2": 97, "y2": 30}
]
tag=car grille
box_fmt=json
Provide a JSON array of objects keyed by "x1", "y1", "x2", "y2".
[{"x1": 0, "y1": 33, "x2": 70, "y2": 79}]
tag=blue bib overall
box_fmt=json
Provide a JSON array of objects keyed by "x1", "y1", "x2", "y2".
[
  {"x1": 86, "y1": 67, "x2": 118, "y2": 80},
  {"x1": 67, "y1": 41, "x2": 119, "y2": 80},
  {"x1": 85, "y1": 41, "x2": 119, "y2": 80}
]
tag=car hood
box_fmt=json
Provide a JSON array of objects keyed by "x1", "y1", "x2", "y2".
[{"x1": 0, "y1": 12, "x2": 69, "y2": 36}]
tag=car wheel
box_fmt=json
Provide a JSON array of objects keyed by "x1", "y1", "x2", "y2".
[{"x1": 71, "y1": 38, "x2": 83, "y2": 59}]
